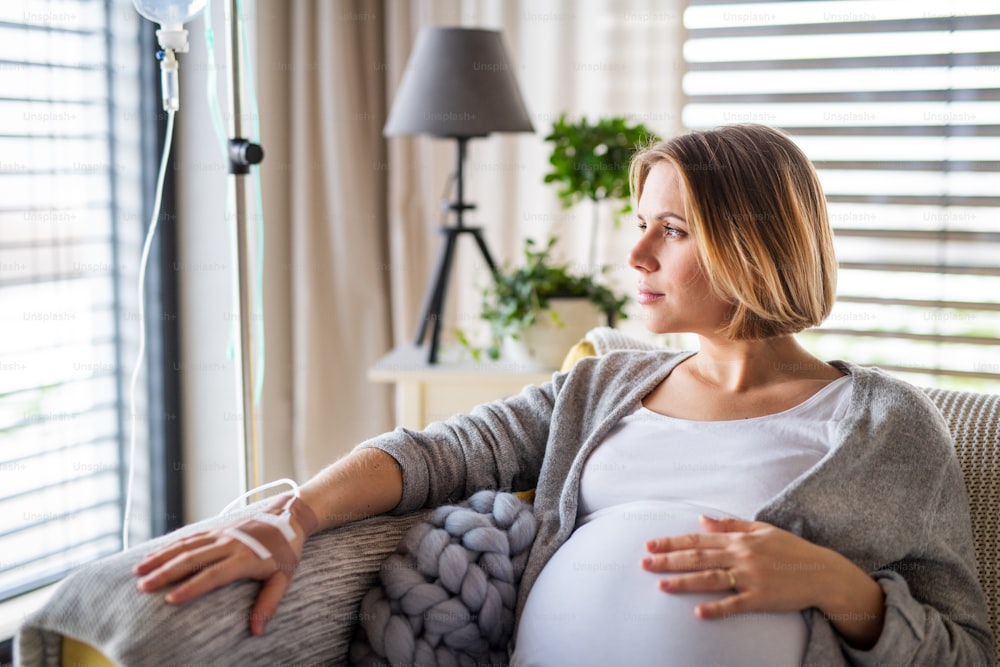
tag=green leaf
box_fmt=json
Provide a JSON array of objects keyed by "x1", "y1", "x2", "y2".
[{"x1": 543, "y1": 115, "x2": 660, "y2": 209}]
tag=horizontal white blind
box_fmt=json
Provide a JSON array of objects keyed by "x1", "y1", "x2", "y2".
[
  {"x1": 683, "y1": 0, "x2": 1000, "y2": 391},
  {"x1": 0, "y1": 0, "x2": 148, "y2": 601}
]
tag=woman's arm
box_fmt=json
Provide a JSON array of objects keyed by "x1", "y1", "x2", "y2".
[
  {"x1": 298, "y1": 447, "x2": 403, "y2": 531},
  {"x1": 349, "y1": 378, "x2": 561, "y2": 514},
  {"x1": 133, "y1": 448, "x2": 403, "y2": 635},
  {"x1": 134, "y1": 374, "x2": 564, "y2": 635}
]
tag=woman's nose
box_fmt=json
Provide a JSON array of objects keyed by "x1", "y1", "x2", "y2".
[{"x1": 628, "y1": 232, "x2": 657, "y2": 273}]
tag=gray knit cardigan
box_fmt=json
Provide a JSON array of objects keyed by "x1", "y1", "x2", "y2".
[{"x1": 357, "y1": 349, "x2": 997, "y2": 666}]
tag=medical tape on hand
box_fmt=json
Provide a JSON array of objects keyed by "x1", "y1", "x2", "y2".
[
  {"x1": 222, "y1": 495, "x2": 319, "y2": 569},
  {"x1": 223, "y1": 517, "x2": 298, "y2": 568},
  {"x1": 249, "y1": 509, "x2": 297, "y2": 543},
  {"x1": 224, "y1": 526, "x2": 273, "y2": 560}
]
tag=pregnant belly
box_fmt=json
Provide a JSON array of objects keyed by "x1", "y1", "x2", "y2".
[{"x1": 512, "y1": 501, "x2": 808, "y2": 667}]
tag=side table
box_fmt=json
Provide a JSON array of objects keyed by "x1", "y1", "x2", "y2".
[{"x1": 368, "y1": 345, "x2": 554, "y2": 429}]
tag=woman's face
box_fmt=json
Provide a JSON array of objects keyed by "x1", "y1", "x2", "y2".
[{"x1": 627, "y1": 162, "x2": 732, "y2": 336}]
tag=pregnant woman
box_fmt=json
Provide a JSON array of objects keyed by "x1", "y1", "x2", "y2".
[{"x1": 135, "y1": 124, "x2": 995, "y2": 666}]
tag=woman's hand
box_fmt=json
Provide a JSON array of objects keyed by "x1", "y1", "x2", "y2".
[
  {"x1": 133, "y1": 495, "x2": 316, "y2": 636},
  {"x1": 642, "y1": 516, "x2": 886, "y2": 649}
]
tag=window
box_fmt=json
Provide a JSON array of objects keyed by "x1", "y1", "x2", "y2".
[
  {"x1": 683, "y1": 0, "x2": 1000, "y2": 391},
  {"x1": 0, "y1": 0, "x2": 179, "y2": 610}
]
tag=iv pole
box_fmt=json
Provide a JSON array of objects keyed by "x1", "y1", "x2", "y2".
[
  {"x1": 132, "y1": 0, "x2": 263, "y2": 508},
  {"x1": 223, "y1": 0, "x2": 264, "y2": 499}
]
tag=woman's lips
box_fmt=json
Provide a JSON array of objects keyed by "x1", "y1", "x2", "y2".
[{"x1": 637, "y1": 287, "x2": 665, "y2": 305}]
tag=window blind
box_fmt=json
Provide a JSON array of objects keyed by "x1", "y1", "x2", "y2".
[
  {"x1": 0, "y1": 0, "x2": 151, "y2": 602},
  {"x1": 682, "y1": 0, "x2": 1000, "y2": 391}
]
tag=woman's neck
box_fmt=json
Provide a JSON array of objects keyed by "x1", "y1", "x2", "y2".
[{"x1": 685, "y1": 335, "x2": 843, "y2": 393}]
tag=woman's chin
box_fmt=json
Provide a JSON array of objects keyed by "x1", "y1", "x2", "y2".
[{"x1": 638, "y1": 315, "x2": 685, "y2": 336}]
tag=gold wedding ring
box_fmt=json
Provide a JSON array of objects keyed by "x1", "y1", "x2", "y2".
[{"x1": 726, "y1": 569, "x2": 737, "y2": 589}]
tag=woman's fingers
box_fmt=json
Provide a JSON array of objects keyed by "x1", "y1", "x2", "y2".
[
  {"x1": 642, "y1": 547, "x2": 732, "y2": 573},
  {"x1": 695, "y1": 592, "x2": 755, "y2": 620},
  {"x1": 648, "y1": 519, "x2": 849, "y2": 620},
  {"x1": 136, "y1": 539, "x2": 239, "y2": 594},
  {"x1": 133, "y1": 533, "x2": 217, "y2": 576},
  {"x1": 655, "y1": 568, "x2": 756, "y2": 618},
  {"x1": 162, "y1": 548, "x2": 261, "y2": 604},
  {"x1": 643, "y1": 515, "x2": 771, "y2": 572},
  {"x1": 643, "y1": 519, "x2": 743, "y2": 572},
  {"x1": 249, "y1": 574, "x2": 292, "y2": 636},
  {"x1": 657, "y1": 567, "x2": 735, "y2": 593},
  {"x1": 645, "y1": 529, "x2": 729, "y2": 553},
  {"x1": 699, "y1": 515, "x2": 760, "y2": 533}
]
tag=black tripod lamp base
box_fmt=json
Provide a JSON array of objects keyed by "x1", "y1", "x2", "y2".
[{"x1": 415, "y1": 225, "x2": 497, "y2": 364}]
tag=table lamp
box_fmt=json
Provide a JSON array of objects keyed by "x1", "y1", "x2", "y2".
[{"x1": 384, "y1": 27, "x2": 534, "y2": 364}]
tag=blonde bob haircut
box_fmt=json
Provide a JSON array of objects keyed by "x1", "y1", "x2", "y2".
[{"x1": 629, "y1": 124, "x2": 837, "y2": 341}]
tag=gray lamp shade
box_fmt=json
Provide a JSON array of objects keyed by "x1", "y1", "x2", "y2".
[{"x1": 384, "y1": 27, "x2": 534, "y2": 138}]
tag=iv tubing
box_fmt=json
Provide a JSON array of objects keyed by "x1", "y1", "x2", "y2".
[{"x1": 123, "y1": 108, "x2": 176, "y2": 551}]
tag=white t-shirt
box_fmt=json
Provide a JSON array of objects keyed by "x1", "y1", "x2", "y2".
[{"x1": 513, "y1": 376, "x2": 853, "y2": 667}]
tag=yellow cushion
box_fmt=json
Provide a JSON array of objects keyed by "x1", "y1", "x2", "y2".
[
  {"x1": 62, "y1": 636, "x2": 116, "y2": 667},
  {"x1": 559, "y1": 339, "x2": 597, "y2": 373},
  {"x1": 513, "y1": 489, "x2": 535, "y2": 504}
]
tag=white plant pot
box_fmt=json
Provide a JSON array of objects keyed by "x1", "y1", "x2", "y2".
[{"x1": 503, "y1": 297, "x2": 607, "y2": 370}]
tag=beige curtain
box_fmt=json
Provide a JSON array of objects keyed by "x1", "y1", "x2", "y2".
[
  {"x1": 258, "y1": 0, "x2": 397, "y2": 478},
  {"x1": 256, "y1": 0, "x2": 683, "y2": 479},
  {"x1": 286, "y1": 0, "x2": 399, "y2": 476}
]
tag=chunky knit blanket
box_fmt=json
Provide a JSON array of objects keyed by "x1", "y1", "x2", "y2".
[{"x1": 349, "y1": 490, "x2": 537, "y2": 666}]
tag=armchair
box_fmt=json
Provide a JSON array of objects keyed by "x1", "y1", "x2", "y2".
[{"x1": 15, "y1": 331, "x2": 1000, "y2": 665}]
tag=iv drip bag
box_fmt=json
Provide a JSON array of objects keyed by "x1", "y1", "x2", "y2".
[{"x1": 132, "y1": 0, "x2": 210, "y2": 30}]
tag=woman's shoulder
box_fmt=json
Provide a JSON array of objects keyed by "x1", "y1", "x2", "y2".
[
  {"x1": 567, "y1": 347, "x2": 691, "y2": 379},
  {"x1": 832, "y1": 360, "x2": 953, "y2": 447},
  {"x1": 552, "y1": 348, "x2": 691, "y2": 413},
  {"x1": 834, "y1": 361, "x2": 942, "y2": 412}
]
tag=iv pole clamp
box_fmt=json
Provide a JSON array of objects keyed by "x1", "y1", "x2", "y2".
[{"x1": 229, "y1": 137, "x2": 264, "y2": 175}]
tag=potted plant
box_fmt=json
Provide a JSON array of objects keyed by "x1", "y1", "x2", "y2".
[
  {"x1": 543, "y1": 114, "x2": 660, "y2": 270},
  {"x1": 460, "y1": 237, "x2": 629, "y2": 368}
]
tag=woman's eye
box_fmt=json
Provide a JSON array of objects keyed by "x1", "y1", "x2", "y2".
[{"x1": 638, "y1": 221, "x2": 685, "y2": 239}]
